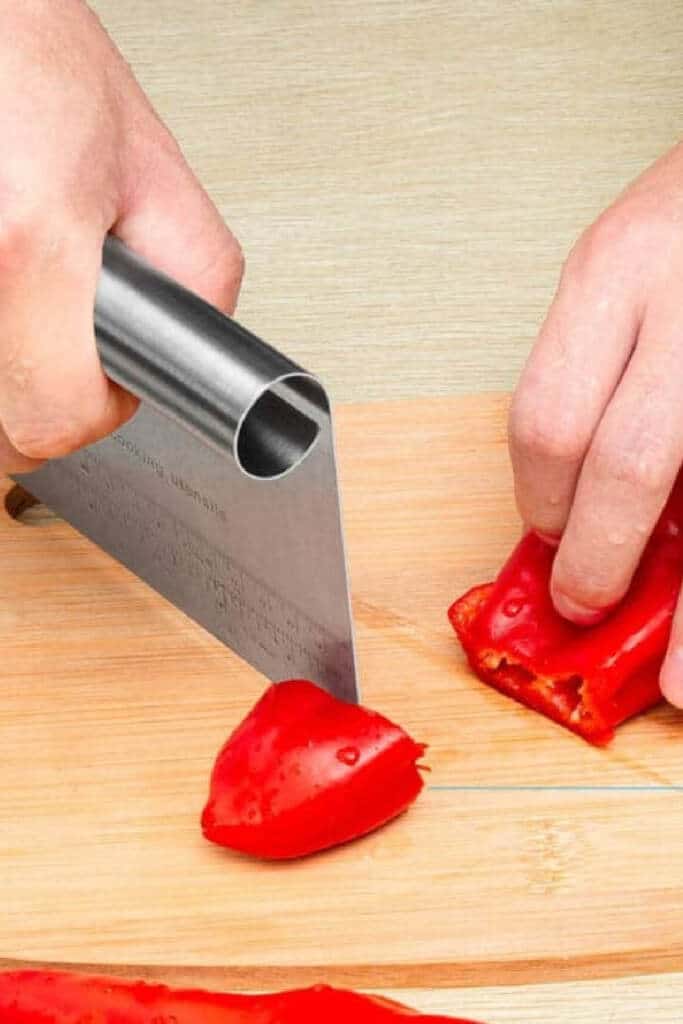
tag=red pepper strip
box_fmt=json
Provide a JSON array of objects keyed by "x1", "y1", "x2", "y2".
[
  {"x1": 449, "y1": 478, "x2": 683, "y2": 744},
  {"x1": 202, "y1": 679, "x2": 426, "y2": 859},
  {"x1": 0, "y1": 971, "x2": 481, "y2": 1023}
]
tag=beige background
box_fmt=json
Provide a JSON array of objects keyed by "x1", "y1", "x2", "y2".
[
  {"x1": 92, "y1": 0, "x2": 683, "y2": 403},
  {"x1": 82, "y1": 1, "x2": 683, "y2": 1020}
]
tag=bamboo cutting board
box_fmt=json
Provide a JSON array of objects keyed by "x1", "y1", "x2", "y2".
[{"x1": 2, "y1": 394, "x2": 682, "y2": 987}]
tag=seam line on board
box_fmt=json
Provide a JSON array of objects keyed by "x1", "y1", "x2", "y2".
[{"x1": 428, "y1": 784, "x2": 683, "y2": 792}]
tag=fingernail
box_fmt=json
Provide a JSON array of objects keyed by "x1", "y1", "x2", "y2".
[
  {"x1": 660, "y1": 648, "x2": 683, "y2": 709},
  {"x1": 552, "y1": 590, "x2": 608, "y2": 626}
]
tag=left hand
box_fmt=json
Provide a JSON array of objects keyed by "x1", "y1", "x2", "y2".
[{"x1": 508, "y1": 141, "x2": 683, "y2": 707}]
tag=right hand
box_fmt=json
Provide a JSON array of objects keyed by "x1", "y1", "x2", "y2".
[{"x1": 0, "y1": 0, "x2": 244, "y2": 475}]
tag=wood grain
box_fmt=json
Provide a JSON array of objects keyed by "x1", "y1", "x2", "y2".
[
  {"x1": 406, "y1": 975, "x2": 683, "y2": 1022},
  {"x1": 2, "y1": 395, "x2": 682, "y2": 996},
  {"x1": 88, "y1": 0, "x2": 683, "y2": 402}
]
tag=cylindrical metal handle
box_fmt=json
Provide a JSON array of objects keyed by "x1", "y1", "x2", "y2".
[{"x1": 95, "y1": 237, "x2": 324, "y2": 478}]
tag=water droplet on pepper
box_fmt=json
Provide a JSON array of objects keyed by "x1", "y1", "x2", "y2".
[
  {"x1": 503, "y1": 598, "x2": 523, "y2": 617},
  {"x1": 336, "y1": 745, "x2": 360, "y2": 766}
]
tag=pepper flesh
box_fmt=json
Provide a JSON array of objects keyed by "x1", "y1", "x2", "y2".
[
  {"x1": 0, "y1": 971, "x2": 480, "y2": 1023},
  {"x1": 449, "y1": 478, "x2": 683, "y2": 744},
  {"x1": 202, "y1": 679, "x2": 426, "y2": 859}
]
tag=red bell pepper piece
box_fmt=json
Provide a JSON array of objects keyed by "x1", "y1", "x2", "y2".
[
  {"x1": 449, "y1": 479, "x2": 683, "y2": 744},
  {"x1": 0, "y1": 970, "x2": 481, "y2": 1022},
  {"x1": 202, "y1": 679, "x2": 426, "y2": 859}
]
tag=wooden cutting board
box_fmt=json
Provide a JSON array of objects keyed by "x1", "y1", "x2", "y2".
[{"x1": 2, "y1": 394, "x2": 682, "y2": 988}]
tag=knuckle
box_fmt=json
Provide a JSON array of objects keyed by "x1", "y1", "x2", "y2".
[
  {"x1": 509, "y1": 397, "x2": 587, "y2": 465},
  {"x1": 590, "y1": 433, "x2": 672, "y2": 499},
  {"x1": 580, "y1": 210, "x2": 627, "y2": 263},
  {"x1": 7, "y1": 417, "x2": 93, "y2": 461},
  {"x1": 0, "y1": 208, "x2": 42, "y2": 279},
  {"x1": 562, "y1": 203, "x2": 655, "y2": 291},
  {"x1": 592, "y1": 206, "x2": 637, "y2": 255},
  {"x1": 562, "y1": 214, "x2": 624, "y2": 288},
  {"x1": 205, "y1": 234, "x2": 245, "y2": 313},
  {"x1": 224, "y1": 236, "x2": 245, "y2": 287}
]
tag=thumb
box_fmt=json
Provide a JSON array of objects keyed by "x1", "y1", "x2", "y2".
[{"x1": 113, "y1": 133, "x2": 245, "y2": 314}]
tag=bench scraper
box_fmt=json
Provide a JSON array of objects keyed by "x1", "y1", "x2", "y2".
[{"x1": 14, "y1": 237, "x2": 359, "y2": 703}]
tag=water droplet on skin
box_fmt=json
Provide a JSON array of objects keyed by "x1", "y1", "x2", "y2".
[
  {"x1": 503, "y1": 598, "x2": 523, "y2": 617},
  {"x1": 336, "y1": 746, "x2": 360, "y2": 766}
]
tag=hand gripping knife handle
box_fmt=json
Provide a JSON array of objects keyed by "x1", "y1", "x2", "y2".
[{"x1": 15, "y1": 237, "x2": 359, "y2": 703}]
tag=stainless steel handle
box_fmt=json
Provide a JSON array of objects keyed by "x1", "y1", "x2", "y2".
[{"x1": 96, "y1": 236, "x2": 324, "y2": 478}]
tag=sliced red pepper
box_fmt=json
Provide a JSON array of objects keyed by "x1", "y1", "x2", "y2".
[
  {"x1": 201, "y1": 679, "x2": 426, "y2": 859},
  {"x1": 0, "y1": 970, "x2": 481, "y2": 1022},
  {"x1": 449, "y1": 478, "x2": 683, "y2": 744}
]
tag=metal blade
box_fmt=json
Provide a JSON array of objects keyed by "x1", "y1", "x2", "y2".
[{"x1": 15, "y1": 238, "x2": 359, "y2": 703}]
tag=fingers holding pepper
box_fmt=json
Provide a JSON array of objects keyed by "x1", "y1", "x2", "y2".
[
  {"x1": 510, "y1": 143, "x2": 683, "y2": 709},
  {"x1": 508, "y1": 216, "x2": 641, "y2": 544},
  {"x1": 551, "y1": 293, "x2": 683, "y2": 624}
]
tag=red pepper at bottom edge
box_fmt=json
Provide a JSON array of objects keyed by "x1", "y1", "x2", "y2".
[
  {"x1": 449, "y1": 477, "x2": 683, "y2": 743},
  {"x1": 0, "y1": 970, "x2": 483, "y2": 1023}
]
